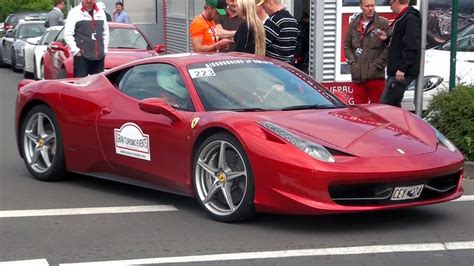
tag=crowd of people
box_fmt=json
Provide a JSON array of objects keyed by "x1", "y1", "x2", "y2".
[
  {"x1": 345, "y1": 0, "x2": 421, "y2": 107},
  {"x1": 51, "y1": 0, "x2": 421, "y2": 108}
]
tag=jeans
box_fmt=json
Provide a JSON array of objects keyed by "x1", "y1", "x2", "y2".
[
  {"x1": 380, "y1": 75, "x2": 416, "y2": 107},
  {"x1": 73, "y1": 55, "x2": 105, "y2": 78}
]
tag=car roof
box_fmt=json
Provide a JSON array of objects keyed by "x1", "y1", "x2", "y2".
[
  {"x1": 133, "y1": 52, "x2": 277, "y2": 68},
  {"x1": 107, "y1": 22, "x2": 138, "y2": 29}
]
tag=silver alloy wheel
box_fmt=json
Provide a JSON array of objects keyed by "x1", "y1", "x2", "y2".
[
  {"x1": 23, "y1": 112, "x2": 57, "y2": 173},
  {"x1": 195, "y1": 140, "x2": 248, "y2": 217}
]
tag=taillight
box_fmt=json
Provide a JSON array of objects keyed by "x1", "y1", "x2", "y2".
[{"x1": 5, "y1": 23, "x2": 13, "y2": 30}]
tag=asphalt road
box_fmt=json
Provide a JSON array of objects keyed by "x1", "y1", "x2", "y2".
[{"x1": 0, "y1": 67, "x2": 473, "y2": 266}]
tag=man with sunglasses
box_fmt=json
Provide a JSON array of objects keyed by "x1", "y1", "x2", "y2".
[{"x1": 378, "y1": 0, "x2": 421, "y2": 107}]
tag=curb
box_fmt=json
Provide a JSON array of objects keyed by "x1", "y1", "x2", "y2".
[{"x1": 465, "y1": 161, "x2": 474, "y2": 179}]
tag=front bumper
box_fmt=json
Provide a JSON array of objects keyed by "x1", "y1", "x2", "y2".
[{"x1": 249, "y1": 143, "x2": 464, "y2": 215}]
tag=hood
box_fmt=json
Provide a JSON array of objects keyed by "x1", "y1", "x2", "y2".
[
  {"x1": 104, "y1": 49, "x2": 157, "y2": 69},
  {"x1": 256, "y1": 105, "x2": 437, "y2": 158},
  {"x1": 407, "y1": 6, "x2": 420, "y2": 17}
]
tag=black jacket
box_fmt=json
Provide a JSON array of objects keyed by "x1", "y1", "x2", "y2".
[{"x1": 387, "y1": 6, "x2": 421, "y2": 77}]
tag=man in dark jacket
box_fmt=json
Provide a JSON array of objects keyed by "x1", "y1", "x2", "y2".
[
  {"x1": 378, "y1": 0, "x2": 421, "y2": 107},
  {"x1": 64, "y1": 0, "x2": 109, "y2": 77},
  {"x1": 344, "y1": 0, "x2": 388, "y2": 104}
]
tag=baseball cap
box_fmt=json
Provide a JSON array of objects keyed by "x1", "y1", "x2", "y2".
[
  {"x1": 256, "y1": 0, "x2": 265, "y2": 6},
  {"x1": 206, "y1": 0, "x2": 227, "y2": 15}
]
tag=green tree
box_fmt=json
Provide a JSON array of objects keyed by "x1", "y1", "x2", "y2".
[{"x1": 0, "y1": 0, "x2": 53, "y2": 21}]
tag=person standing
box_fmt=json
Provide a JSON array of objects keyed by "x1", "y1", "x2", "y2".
[
  {"x1": 64, "y1": 0, "x2": 109, "y2": 77},
  {"x1": 113, "y1": 2, "x2": 131, "y2": 23},
  {"x1": 255, "y1": 0, "x2": 268, "y2": 23},
  {"x1": 190, "y1": 0, "x2": 232, "y2": 52},
  {"x1": 344, "y1": 0, "x2": 388, "y2": 104},
  {"x1": 259, "y1": 0, "x2": 300, "y2": 63},
  {"x1": 215, "y1": 0, "x2": 244, "y2": 52},
  {"x1": 378, "y1": 0, "x2": 421, "y2": 107},
  {"x1": 97, "y1": 2, "x2": 112, "y2": 22},
  {"x1": 232, "y1": 0, "x2": 266, "y2": 55},
  {"x1": 45, "y1": 0, "x2": 65, "y2": 28}
]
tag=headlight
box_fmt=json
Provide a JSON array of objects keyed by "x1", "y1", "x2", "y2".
[
  {"x1": 259, "y1": 121, "x2": 336, "y2": 163},
  {"x1": 406, "y1": 75, "x2": 444, "y2": 92},
  {"x1": 435, "y1": 129, "x2": 457, "y2": 152}
]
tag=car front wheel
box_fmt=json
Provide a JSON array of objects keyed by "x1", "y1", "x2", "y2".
[
  {"x1": 20, "y1": 105, "x2": 66, "y2": 181},
  {"x1": 193, "y1": 133, "x2": 255, "y2": 222}
]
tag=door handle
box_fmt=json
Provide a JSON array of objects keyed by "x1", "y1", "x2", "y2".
[{"x1": 100, "y1": 107, "x2": 111, "y2": 115}]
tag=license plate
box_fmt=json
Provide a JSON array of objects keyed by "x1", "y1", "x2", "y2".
[{"x1": 391, "y1": 184, "x2": 424, "y2": 201}]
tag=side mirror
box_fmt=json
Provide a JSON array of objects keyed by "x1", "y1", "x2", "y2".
[
  {"x1": 27, "y1": 37, "x2": 40, "y2": 45},
  {"x1": 48, "y1": 41, "x2": 69, "y2": 56},
  {"x1": 154, "y1": 44, "x2": 166, "y2": 54},
  {"x1": 4, "y1": 29, "x2": 13, "y2": 38},
  {"x1": 139, "y1": 98, "x2": 182, "y2": 122}
]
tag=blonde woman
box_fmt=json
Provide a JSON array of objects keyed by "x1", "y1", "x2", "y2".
[{"x1": 232, "y1": 0, "x2": 266, "y2": 55}]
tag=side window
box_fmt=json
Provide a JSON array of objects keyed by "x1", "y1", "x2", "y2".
[
  {"x1": 42, "y1": 29, "x2": 60, "y2": 45},
  {"x1": 118, "y1": 64, "x2": 194, "y2": 111}
]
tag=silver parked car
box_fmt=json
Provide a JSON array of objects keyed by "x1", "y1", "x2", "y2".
[{"x1": 0, "y1": 20, "x2": 46, "y2": 71}]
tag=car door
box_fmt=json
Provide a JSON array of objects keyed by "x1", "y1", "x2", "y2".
[
  {"x1": 2, "y1": 29, "x2": 15, "y2": 63},
  {"x1": 96, "y1": 63, "x2": 196, "y2": 193}
]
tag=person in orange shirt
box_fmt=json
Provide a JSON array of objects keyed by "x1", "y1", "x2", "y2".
[{"x1": 190, "y1": 0, "x2": 233, "y2": 52}]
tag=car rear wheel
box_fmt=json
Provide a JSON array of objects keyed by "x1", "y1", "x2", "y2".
[
  {"x1": 20, "y1": 105, "x2": 67, "y2": 181},
  {"x1": 11, "y1": 52, "x2": 19, "y2": 72},
  {"x1": 193, "y1": 133, "x2": 255, "y2": 222},
  {"x1": 0, "y1": 44, "x2": 5, "y2": 67},
  {"x1": 23, "y1": 70, "x2": 34, "y2": 79}
]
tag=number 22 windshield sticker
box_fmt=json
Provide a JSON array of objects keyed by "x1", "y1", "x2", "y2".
[{"x1": 188, "y1": 68, "x2": 216, "y2": 79}]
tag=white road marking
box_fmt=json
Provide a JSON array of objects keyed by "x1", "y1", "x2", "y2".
[
  {"x1": 60, "y1": 241, "x2": 474, "y2": 266},
  {"x1": 0, "y1": 259, "x2": 49, "y2": 265},
  {"x1": 453, "y1": 195, "x2": 474, "y2": 202},
  {"x1": 0, "y1": 205, "x2": 178, "y2": 218}
]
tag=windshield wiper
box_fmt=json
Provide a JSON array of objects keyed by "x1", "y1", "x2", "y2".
[
  {"x1": 229, "y1": 108, "x2": 267, "y2": 112},
  {"x1": 281, "y1": 104, "x2": 340, "y2": 111}
]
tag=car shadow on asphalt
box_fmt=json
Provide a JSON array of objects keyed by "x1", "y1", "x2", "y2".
[{"x1": 64, "y1": 173, "x2": 451, "y2": 231}]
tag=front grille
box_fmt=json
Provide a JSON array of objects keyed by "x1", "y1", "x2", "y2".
[{"x1": 329, "y1": 171, "x2": 461, "y2": 206}]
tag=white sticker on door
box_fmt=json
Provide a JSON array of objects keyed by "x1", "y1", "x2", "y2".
[{"x1": 114, "y1": 122, "x2": 151, "y2": 161}]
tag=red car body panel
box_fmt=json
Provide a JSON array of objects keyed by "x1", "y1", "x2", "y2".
[
  {"x1": 42, "y1": 23, "x2": 159, "y2": 79},
  {"x1": 16, "y1": 53, "x2": 465, "y2": 215}
]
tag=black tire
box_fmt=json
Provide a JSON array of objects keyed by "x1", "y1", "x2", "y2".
[
  {"x1": 193, "y1": 132, "x2": 256, "y2": 223},
  {"x1": 58, "y1": 68, "x2": 67, "y2": 79},
  {"x1": 11, "y1": 52, "x2": 19, "y2": 72},
  {"x1": 0, "y1": 44, "x2": 5, "y2": 67},
  {"x1": 24, "y1": 70, "x2": 34, "y2": 79},
  {"x1": 19, "y1": 105, "x2": 67, "y2": 181}
]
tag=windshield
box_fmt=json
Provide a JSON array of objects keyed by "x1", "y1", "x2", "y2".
[
  {"x1": 17, "y1": 23, "x2": 46, "y2": 39},
  {"x1": 109, "y1": 27, "x2": 149, "y2": 49},
  {"x1": 438, "y1": 23, "x2": 474, "y2": 52},
  {"x1": 188, "y1": 60, "x2": 344, "y2": 111}
]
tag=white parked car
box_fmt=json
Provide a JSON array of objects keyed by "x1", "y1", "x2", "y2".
[
  {"x1": 402, "y1": 23, "x2": 474, "y2": 111},
  {"x1": 23, "y1": 26, "x2": 63, "y2": 79}
]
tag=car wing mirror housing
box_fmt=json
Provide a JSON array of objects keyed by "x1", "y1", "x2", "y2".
[
  {"x1": 154, "y1": 44, "x2": 166, "y2": 54},
  {"x1": 49, "y1": 41, "x2": 69, "y2": 57},
  {"x1": 139, "y1": 98, "x2": 182, "y2": 122}
]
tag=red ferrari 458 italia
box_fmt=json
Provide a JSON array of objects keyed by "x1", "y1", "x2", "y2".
[
  {"x1": 15, "y1": 53, "x2": 465, "y2": 222},
  {"x1": 41, "y1": 22, "x2": 165, "y2": 79}
]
